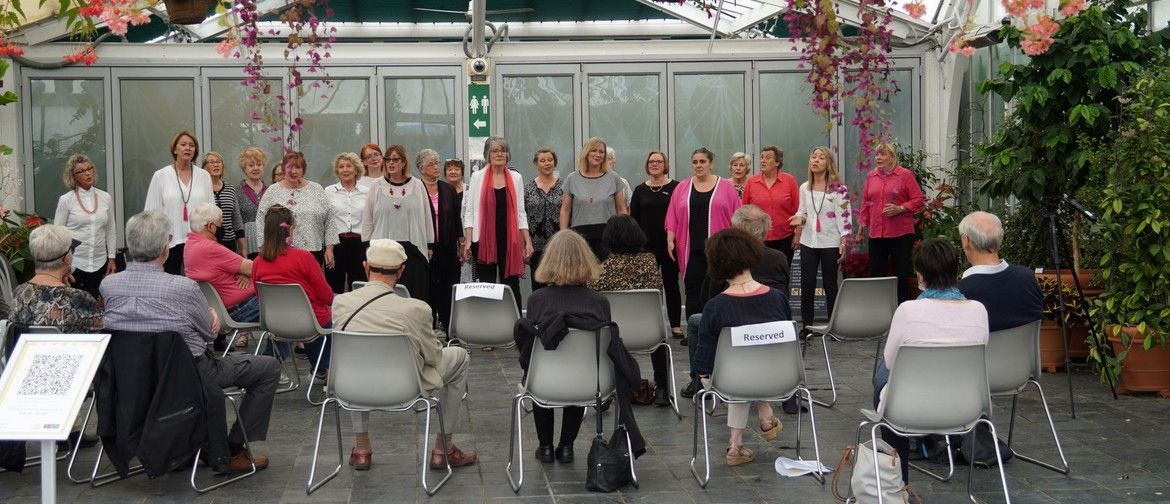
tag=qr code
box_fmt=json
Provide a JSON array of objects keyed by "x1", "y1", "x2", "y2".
[{"x1": 17, "y1": 354, "x2": 82, "y2": 396}]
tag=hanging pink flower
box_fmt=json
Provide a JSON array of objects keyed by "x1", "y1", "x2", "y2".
[
  {"x1": 1059, "y1": 0, "x2": 1086, "y2": 17},
  {"x1": 1029, "y1": 15, "x2": 1060, "y2": 38},
  {"x1": 903, "y1": 1, "x2": 927, "y2": 19},
  {"x1": 1000, "y1": 0, "x2": 1028, "y2": 17}
]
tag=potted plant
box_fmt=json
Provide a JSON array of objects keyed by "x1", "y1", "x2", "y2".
[
  {"x1": 1036, "y1": 275, "x2": 1091, "y2": 371},
  {"x1": 1090, "y1": 65, "x2": 1170, "y2": 396}
]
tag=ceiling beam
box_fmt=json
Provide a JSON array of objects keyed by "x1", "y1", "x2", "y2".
[
  {"x1": 633, "y1": 0, "x2": 737, "y2": 38},
  {"x1": 728, "y1": 1, "x2": 786, "y2": 35},
  {"x1": 201, "y1": 20, "x2": 712, "y2": 41}
]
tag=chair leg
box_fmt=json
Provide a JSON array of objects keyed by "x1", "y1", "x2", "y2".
[
  {"x1": 1007, "y1": 381, "x2": 1070, "y2": 475},
  {"x1": 505, "y1": 393, "x2": 526, "y2": 493},
  {"x1": 623, "y1": 426, "x2": 639, "y2": 489},
  {"x1": 252, "y1": 331, "x2": 268, "y2": 356},
  {"x1": 191, "y1": 395, "x2": 257, "y2": 493},
  {"x1": 869, "y1": 423, "x2": 886, "y2": 504},
  {"x1": 87, "y1": 444, "x2": 145, "y2": 487},
  {"x1": 910, "y1": 435, "x2": 956, "y2": 482},
  {"x1": 221, "y1": 329, "x2": 240, "y2": 358},
  {"x1": 306, "y1": 335, "x2": 328, "y2": 406},
  {"x1": 689, "y1": 390, "x2": 713, "y2": 488},
  {"x1": 65, "y1": 396, "x2": 97, "y2": 483},
  {"x1": 797, "y1": 387, "x2": 826, "y2": 484},
  {"x1": 661, "y1": 343, "x2": 683, "y2": 420},
  {"x1": 806, "y1": 333, "x2": 838, "y2": 408},
  {"x1": 306, "y1": 398, "x2": 342, "y2": 494},
  {"x1": 421, "y1": 399, "x2": 452, "y2": 495},
  {"x1": 973, "y1": 419, "x2": 1013, "y2": 504}
]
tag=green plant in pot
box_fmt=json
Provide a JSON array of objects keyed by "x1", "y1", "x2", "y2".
[
  {"x1": 1090, "y1": 65, "x2": 1170, "y2": 396},
  {"x1": 1037, "y1": 275, "x2": 1091, "y2": 371}
]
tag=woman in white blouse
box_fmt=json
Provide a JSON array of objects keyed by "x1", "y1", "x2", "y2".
[
  {"x1": 460, "y1": 136, "x2": 532, "y2": 310},
  {"x1": 53, "y1": 153, "x2": 116, "y2": 300},
  {"x1": 362, "y1": 144, "x2": 433, "y2": 300},
  {"x1": 255, "y1": 151, "x2": 339, "y2": 267},
  {"x1": 788, "y1": 146, "x2": 852, "y2": 325},
  {"x1": 325, "y1": 152, "x2": 368, "y2": 293},
  {"x1": 144, "y1": 130, "x2": 214, "y2": 274}
]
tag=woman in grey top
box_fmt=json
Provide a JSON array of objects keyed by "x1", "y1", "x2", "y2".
[
  {"x1": 362, "y1": 144, "x2": 434, "y2": 300},
  {"x1": 559, "y1": 136, "x2": 627, "y2": 260},
  {"x1": 255, "y1": 151, "x2": 339, "y2": 267},
  {"x1": 236, "y1": 147, "x2": 269, "y2": 258}
]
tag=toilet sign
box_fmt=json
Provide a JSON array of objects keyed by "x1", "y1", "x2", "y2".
[{"x1": 468, "y1": 83, "x2": 490, "y2": 138}]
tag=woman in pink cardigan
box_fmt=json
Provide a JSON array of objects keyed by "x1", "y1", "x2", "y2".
[
  {"x1": 858, "y1": 142, "x2": 924, "y2": 302},
  {"x1": 665, "y1": 148, "x2": 743, "y2": 320}
]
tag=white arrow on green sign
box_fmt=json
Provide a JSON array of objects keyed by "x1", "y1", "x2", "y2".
[{"x1": 468, "y1": 83, "x2": 490, "y2": 138}]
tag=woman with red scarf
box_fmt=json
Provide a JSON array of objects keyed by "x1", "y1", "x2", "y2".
[{"x1": 460, "y1": 136, "x2": 533, "y2": 310}]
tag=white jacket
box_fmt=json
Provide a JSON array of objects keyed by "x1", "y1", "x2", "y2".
[{"x1": 461, "y1": 167, "x2": 529, "y2": 242}]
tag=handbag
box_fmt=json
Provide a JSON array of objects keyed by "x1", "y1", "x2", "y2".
[
  {"x1": 629, "y1": 379, "x2": 655, "y2": 406},
  {"x1": 831, "y1": 440, "x2": 919, "y2": 504},
  {"x1": 585, "y1": 326, "x2": 632, "y2": 493}
]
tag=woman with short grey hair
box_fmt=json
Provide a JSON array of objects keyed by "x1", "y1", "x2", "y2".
[
  {"x1": 417, "y1": 148, "x2": 462, "y2": 327},
  {"x1": 461, "y1": 135, "x2": 532, "y2": 310},
  {"x1": 9, "y1": 224, "x2": 103, "y2": 333},
  {"x1": 54, "y1": 153, "x2": 117, "y2": 300}
]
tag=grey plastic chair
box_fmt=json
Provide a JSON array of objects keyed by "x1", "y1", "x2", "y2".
[
  {"x1": 447, "y1": 283, "x2": 519, "y2": 348},
  {"x1": 254, "y1": 282, "x2": 333, "y2": 405},
  {"x1": 197, "y1": 281, "x2": 261, "y2": 357},
  {"x1": 601, "y1": 289, "x2": 682, "y2": 419},
  {"x1": 987, "y1": 320, "x2": 1068, "y2": 474},
  {"x1": 306, "y1": 330, "x2": 452, "y2": 495},
  {"x1": 858, "y1": 344, "x2": 1012, "y2": 504},
  {"x1": 350, "y1": 281, "x2": 410, "y2": 298},
  {"x1": 804, "y1": 276, "x2": 898, "y2": 408},
  {"x1": 0, "y1": 255, "x2": 17, "y2": 305},
  {"x1": 505, "y1": 327, "x2": 637, "y2": 493},
  {"x1": 690, "y1": 326, "x2": 824, "y2": 488}
]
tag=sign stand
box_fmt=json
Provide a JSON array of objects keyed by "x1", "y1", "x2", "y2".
[{"x1": 40, "y1": 440, "x2": 56, "y2": 503}]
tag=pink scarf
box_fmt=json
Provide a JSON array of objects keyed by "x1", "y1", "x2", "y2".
[{"x1": 477, "y1": 169, "x2": 524, "y2": 278}]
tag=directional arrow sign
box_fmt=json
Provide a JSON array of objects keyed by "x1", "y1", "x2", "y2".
[{"x1": 468, "y1": 83, "x2": 491, "y2": 138}]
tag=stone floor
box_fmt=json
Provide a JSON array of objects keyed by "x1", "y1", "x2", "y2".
[{"x1": 2, "y1": 336, "x2": 1168, "y2": 503}]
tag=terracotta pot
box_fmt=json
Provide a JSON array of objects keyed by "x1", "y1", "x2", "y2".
[
  {"x1": 1107, "y1": 325, "x2": 1170, "y2": 397},
  {"x1": 164, "y1": 0, "x2": 212, "y2": 24},
  {"x1": 1067, "y1": 324, "x2": 1090, "y2": 359},
  {"x1": 1039, "y1": 322, "x2": 1091, "y2": 372}
]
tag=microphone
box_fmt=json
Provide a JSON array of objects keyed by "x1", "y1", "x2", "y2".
[{"x1": 1062, "y1": 194, "x2": 1097, "y2": 223}]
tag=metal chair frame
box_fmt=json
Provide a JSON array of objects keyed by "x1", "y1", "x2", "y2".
[
  {"x1": 197, "y1": 281, "x2": 261, "y2": 357},
  {"x1": 446, "y1": 283, "x2": 520, "y2": 349},
  {"x1": 601, "y1": 289, "x2": 683, "y2": 419},
  {"x1": 253, "y1": 282, "x2": 332, "y2": 406}
]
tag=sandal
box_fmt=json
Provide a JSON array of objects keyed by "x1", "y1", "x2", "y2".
[
  {"x1": 726, "y1": 444, "x2": 754, "y2": 466},
  {"x1": 760, "y1": 415, "x2": 783, "y2": 441},
  {"x1": 234, "y1": 331, "x2": 251, "y2": 348}
]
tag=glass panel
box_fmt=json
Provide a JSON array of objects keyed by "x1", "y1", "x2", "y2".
[
  {"x1": 842, "y1": 69, "x2": 914, "y2": 191},
  {"x1": 673, "y1": 73, "x2": 745, "y2": 176},
  {"x1": 28, "y1": 79, "x2": 107, "y2": 220},
  {"x1": 208, "y1": 78, "x2": 284, "y2": 187},
  {"x1": 759, "y1": 72, "x2": 832, "y2": 184},
  {"x1": 502, "y1": 75, "x2": 574, "y2": 182},
  {"x1": 299, "y1": 79, "x2": 370, "y2": 186},
  {"x1": 119, "y1": 79, "x2": 195, "y2": 226},
  {"x1": 587, "y1": 74, "x2": 660, "y2": 185},
  {"x1": 384, "y1": 77, "x2": 456, "y2": 167}
]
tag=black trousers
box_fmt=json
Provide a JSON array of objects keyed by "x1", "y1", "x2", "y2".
[
  {"x1": 799, "y1": 245, "x2": 841, "y2": 324},
  {"x1": 163, "y1": 244, "x2": 185, "y2": 275},
  {"x1": 471, "y1": 242, "x2": 522, "y2": 312},
  {"x1": 683, "y1": 251, "x2": 709, "y2": 318},
  {"x1": 765, "y1": 236, "x2": 796, "y2": 267},
  {"x1": 429, "y1": 244, "x2": 460, "y2": 327},
  {"x1": 71, "y1": 267, "x2": 107, "y2": 302},
  {"x1": 868, "y1": 233, "x2": 915, "y2": 303},
  {"x1": 529, "y1": 249, "x2": 548, "y2": 292},
  {"x1": 653, "y1": 251, "x2": 682, "y2": 329},
  {"x1": 325, "y1": 236, "x2": 368, "y2": 294},
  {"x1": 534, "y1": 406, "x2": 584, "y2": 448}
]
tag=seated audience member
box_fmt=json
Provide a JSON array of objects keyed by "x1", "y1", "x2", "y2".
[
  {"x1": 102, "y1": 210, "x2": 280, "y2": 473},
  {"x1": 251, "y1": 204, "x2": 334, "y2": 375},
  {"x1": 874, "y1": 237, "x2": 989, "y2": 483},
  {"x1": 957, "y1": 211, "x2": 1042, "y2": 331},
  {"x1": 588, "y1": 214, "x2": 672, "y2": 407},
  {"x1": 11, "y1": 224, "x2": 103, "y2": 333},
  {"x1": 691, "y1": 227, "x2": 790, "y2": 466},
  {"x1": 184, "y1": 203, "x2": 259, "y2": 349},
  {"x1": 519, "y1": 230, "x2": 644, "y2": 464},
  {"x1": 331, "y1": 239, "x2": 477, "y2": 471}
]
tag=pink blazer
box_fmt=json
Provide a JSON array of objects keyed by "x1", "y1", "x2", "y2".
[{"x1": 664, "y1": 176, "x2": 743, "y2": 278}]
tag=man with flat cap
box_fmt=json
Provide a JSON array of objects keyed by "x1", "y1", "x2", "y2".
[{"x1": 331, "y1": 239, "x2": 477, "y2": 471}]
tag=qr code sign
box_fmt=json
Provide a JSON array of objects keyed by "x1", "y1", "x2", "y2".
[{"x1": 17, "y1": 354, "x2": 82, "y2": 396}]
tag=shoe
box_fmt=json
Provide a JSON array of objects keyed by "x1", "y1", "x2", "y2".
[
  {"x1": 314, "y1": 369, "x2": 328, "y2": 381},
  {"x1": 535, "y1": 445, "x2": 554, "y2": 463},
  {"x1": 653, "y1": 385, "x2": 671, "y2": 407},
  {"x1": 429, "y1": 446, "x2": 477, "y2": 469},
  {"x1": 278, "y1": 372, "x2": 291, "y2": 386},
  {"x1": 760, "y1": 416, "x2": 783, "y2": 441},
  {"x1": 234, "y1": 332, "x2": 251, "y2": 348},
  {"x1": 680, "y1": 337, "x2": 689, "y2": 347},
  {"x1": 555, "y1": 445, "x2": 574, "y2": 463},
  {"x1": 726, "y1": 444, "x2": 754, "y2": 466},
  {"x1": 782, "y1": 397, "x2": 808, "y2": 415},
  {"x1": 349, "y1": 448, "x2": 371, "y2": 471},
  {"x1": 680, "y1": 379, "x2": 700, "y2": 399},
  {"x1": 214, "y1": 450, "x2": 269, "y2": 474},
  {"x1": 671, "y1": 329, "x2": 684, "y2": 340}
]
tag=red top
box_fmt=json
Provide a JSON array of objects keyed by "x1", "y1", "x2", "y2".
[
  {"x1": 252, "y1": 247, "x2": 334, "y2": 326},
  {"x1": 742, "y1": 171, "x2": 800, "y2": 240},
  {"x1": 859, "y1": 165, "x2": 925, "y2": 238},
  {"x1": 184, "y1": 232, "x2": 253, "y2": 308}
]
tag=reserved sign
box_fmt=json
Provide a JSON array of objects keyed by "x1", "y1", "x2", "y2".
[
  {"x1": 454, "y1": 282, "x2": 506, "y2": 301},
  {"x1": 730, "y1": 321, "x2": 798, "y2": 347}
]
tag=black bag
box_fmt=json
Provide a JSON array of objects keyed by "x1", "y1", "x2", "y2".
[
  {"x1": 954, "y1": 423, "x2": 1014, "y2": 468},
  {"x1": 585, "y1": 325, "x2": 633, "y2": 493}
]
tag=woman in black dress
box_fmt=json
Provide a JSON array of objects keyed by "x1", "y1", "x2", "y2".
[
  {"x1": 418, "y1": 148, "x2": 462, "y2": 328},
  {"x1": 629, "y1": 150, "x2": 683, "y2": 338}
]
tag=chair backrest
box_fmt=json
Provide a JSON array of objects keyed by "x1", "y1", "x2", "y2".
[
  {"x1": 601, "y1": 289, "x2": 669, "y2": 353},
  {"x1": 328, "y1": 330, "x2": 427, "y2": 409},
  {"x1": 826, "y1": 277, "x2": 898, "y2": 339},
  {"x1": 882, "y1": 344, "x2": 990, "y2": 433},
  {"x1": 26, "y1": 325, "x2": 63, "y2": 334},
  {"x1": 710, "y1": 326, "x2": 803, "y2": 401},
  {"x1": 351, "y1": 281, "x2": 410, "y2": 298},
  {"x1": 0, "y1": 255, "x2": 15, "y2": 305},
  {"x1": 525, "y1": 327, "x2": 615, "y2": 406},
  {"x1": 197, "y1": 281, "x2": 238, "y2": 327},
  {"x1": 986, "y1": 320, "x2": 1042, "y2": 395},
  {"x1": 255, "y1": 282, "x2": 326, "y2": 342},
  {"x1": 448, "y1": 283, "x2": 519, "y2": 347}
]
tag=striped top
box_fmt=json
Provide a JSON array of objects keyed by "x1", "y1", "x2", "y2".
[{"x1": 213, "y1": 182, "x2": 242, "y2": 244}]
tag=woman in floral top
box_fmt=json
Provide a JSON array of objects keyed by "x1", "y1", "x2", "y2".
[
  {"x1": 11, "y1": 225, "x2": 103, "y2": 333},
  {"x1": 588, "y1": 215, "x2": 672, "y2": 407},
  {"x1": 524, "y1": 148, "x2": 563, "y2": 291}
]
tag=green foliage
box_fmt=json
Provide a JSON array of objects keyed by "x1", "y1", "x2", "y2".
[
  {"x1": 1089, "y1": 65, "x2": 1170, "y2": 382},
  {"x1": 977, "y1": 0, "x2": 1169, "y2": 204},
  {"x1": 897, "y1": 147, "x2": 982, "y2": 250},
  {"x1": 0, "y1": 60, "x2": 12, "y2": 156}
]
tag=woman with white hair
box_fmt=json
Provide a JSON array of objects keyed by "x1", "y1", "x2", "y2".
[
  {"x1": 10, "y1": 224, "x2": 103, "y2": 333},
  {"x1": 325, "y1": 152, "x2": 369, "y2": 293},
  {"x1": 54, "y1": 153, "x2": 117, "y2": 300},
  {"x1": 728, "y1": 152, "x2": 751, "y2": 198},
  {"x1": 560, "y1": 137, "x2": 628, "y2": 260}
]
